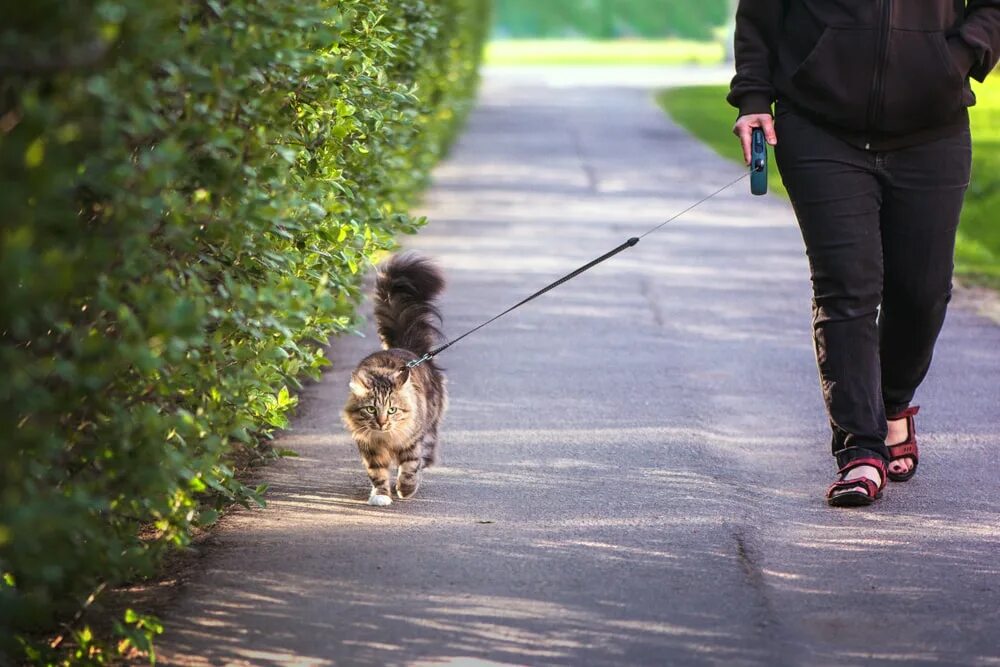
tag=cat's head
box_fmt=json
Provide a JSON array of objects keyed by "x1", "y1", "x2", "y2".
[{"x1": 344, "y1": 366, "x2": 415, "y2": 434}]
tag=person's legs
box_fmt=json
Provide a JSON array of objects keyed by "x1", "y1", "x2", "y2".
[
  {"x1": 878, "y1": 127, "x2": 972, "y2": 476},
  {"x1": 774, "y1": 107, "x2": 888, "y2": 490}
]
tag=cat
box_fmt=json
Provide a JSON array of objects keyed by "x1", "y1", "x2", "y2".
[{"x1": 342, "y1": 252, "x2": 448, "y2": 506}]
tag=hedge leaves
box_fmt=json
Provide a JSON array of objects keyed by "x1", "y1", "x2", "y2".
[{"x1": 0, "y1": 0, "x2": 490, "y2": 660}]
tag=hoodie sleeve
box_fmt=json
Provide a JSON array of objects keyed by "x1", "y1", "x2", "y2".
[
  {"x1": 952, "y1": 0, "x2": 1000, "y2": 81},
  {"x1": 726, "y1": 0, "x2": 785, "y2": 117}
]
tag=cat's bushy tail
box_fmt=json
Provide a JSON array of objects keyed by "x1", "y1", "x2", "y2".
[{"x1": 373, "y1": 252, "x2": 445, "y2": 355}]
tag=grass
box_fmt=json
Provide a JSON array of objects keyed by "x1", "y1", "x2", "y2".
[
  {"x1": 484, "y1": 39, "x2": 724, "y2": 66},
  {"x1": 657, "y1": 79, "x2": 1000, "y2": 287},
  {"x1": 960, "y1": 80, "x2": 1000, "y2": 286}
]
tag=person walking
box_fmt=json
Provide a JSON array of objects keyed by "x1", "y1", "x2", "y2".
[{"x1": 728, "y1": 1, "x2": 1000, "y2": 507}]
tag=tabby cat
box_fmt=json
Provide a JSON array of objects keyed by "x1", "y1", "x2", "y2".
[{"x1": 342, "y1": 253, "x2": 448, "y2": 506}]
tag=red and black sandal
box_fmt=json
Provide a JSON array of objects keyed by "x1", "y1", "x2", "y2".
[
  {"x1": 826, "y1": 456, "x2": 887, "y2": 508},
  {"x1": 886, "y1": 406, "x2": 919, "y2": 482}
]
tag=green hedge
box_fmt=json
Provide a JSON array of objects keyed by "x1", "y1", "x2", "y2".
[{"x1": 0, "y1": 0, "x2": 490, "y2": 661}]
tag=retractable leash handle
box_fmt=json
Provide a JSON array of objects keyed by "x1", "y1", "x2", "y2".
[{"x1": 750, "y1": 127, "x2": 768, "y2": 196}]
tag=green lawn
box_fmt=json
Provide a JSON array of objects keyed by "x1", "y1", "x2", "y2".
[
  {"x1": 484, "y1": 39, "x2": 724, "y2": 66},
  {"x1": 657, "y1": 80, "x2": 1000, "y2": 287}
]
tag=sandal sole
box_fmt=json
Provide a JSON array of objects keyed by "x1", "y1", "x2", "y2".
[{"x1": 827, "y1": 490, "x2": 880, "y2": 507}]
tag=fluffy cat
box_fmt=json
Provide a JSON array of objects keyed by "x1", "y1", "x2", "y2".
[{"x1": 342, "y1": 252, "x2": 448, "y2": 506}]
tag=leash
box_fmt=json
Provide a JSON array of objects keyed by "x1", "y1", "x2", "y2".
[{"x1": 407, "y1": 170, "x2": 751, "y2": 368}]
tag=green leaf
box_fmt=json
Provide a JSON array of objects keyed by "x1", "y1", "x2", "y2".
[
  {"x1": 277, "y1": 386, "x2": 291, "y2": 406},
  {"x1": 24, "y1": 137, "x2": 45, "y2": 168},
  {"x1": 198, "y1": 509, "x2": 219, "y2": 526}
]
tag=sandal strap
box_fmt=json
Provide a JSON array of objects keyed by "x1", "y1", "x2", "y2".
[
  {"x1": 887, "y1": 405, "x2": 919, "y2": 420},
  {"x1": 827, "y1": 477, "x2": 879, "y2": 500},
  {"x1": 887, "y1": 441, "x2": 919, "y2": 461},
  {"x1": 836, "y1": 456, "x2": 887, "y2": 488},
  {"x1": 886, "y1": 405, "x2": 919, "y2": 462}
]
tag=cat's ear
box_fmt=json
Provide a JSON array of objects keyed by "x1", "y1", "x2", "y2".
[
  {"x1": 349, "y1": 370, "x2": 370, "y2": 396},
  {"x1": 392, "y1": 366, "x2": 410, "y2": 388}
]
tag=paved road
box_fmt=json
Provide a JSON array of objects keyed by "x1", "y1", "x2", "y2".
[{"x1": 159, "y1": 67, "x2": 1000, "y2": 666}]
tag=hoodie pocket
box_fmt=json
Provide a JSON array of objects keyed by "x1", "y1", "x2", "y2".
[
  {"x1": 789, "y1": 27, "x2": 877, "y2": 131},
  {"x1": 877, "y1": 30, "x2": 965, "y2": 134}
]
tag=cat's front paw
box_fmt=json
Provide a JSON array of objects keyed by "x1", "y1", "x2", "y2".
[
  {"x1": 368, "y1": 494, "x2": 393, "y2": 507},
  {"x1": 396, "y1": 474, "x2": 420, "y2": 499}
]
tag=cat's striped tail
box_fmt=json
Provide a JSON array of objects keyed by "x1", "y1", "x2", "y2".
[{"x1": 373, "y1": 252, "x2": 445, "y2": 356}]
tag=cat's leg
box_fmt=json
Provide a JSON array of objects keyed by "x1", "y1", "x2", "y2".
[
  {"x1": 396, "y1": 444, "x2": 423, "y2": 499},
  {"x1": 361, "y1": 447, "x2": 393, "y2": 506},
  {"x1": 421, "y1": 423, "x2": 439, "y2": 469}
]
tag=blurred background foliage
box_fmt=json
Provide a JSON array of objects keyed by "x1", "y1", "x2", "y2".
[
  {"x1": 492, "y1": 0, "x2": 729, "y2": 40},
  {"x1": 0, "y1": 0, "x2": 489, "y2": 662}
]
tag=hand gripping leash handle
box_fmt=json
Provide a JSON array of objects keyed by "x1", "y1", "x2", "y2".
[{"x1": 750, "y1": 127, "x2": 768, "y2": 196}]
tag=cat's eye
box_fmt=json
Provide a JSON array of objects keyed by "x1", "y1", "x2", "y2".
[
  {"x1": 363, "y1": 406, "x2": 376, "y2": 414},
  {"x1": 387, "y1": 407, "x2": 398, "y2": 414}
]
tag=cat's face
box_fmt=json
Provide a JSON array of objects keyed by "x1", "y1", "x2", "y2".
[{"x1": 345, "y1": 367, "x2": 414, "y2": 434}]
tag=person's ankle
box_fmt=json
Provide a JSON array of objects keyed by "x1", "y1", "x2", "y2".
[
  {"x1": 842, "y1": 464, "x2": 881, "y2": 482},
  {"x1": 886, "y1": 415, "x2": 910, "y2": 446}
]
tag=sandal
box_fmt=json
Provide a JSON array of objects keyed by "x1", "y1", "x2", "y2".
[
  {"x1": 886, "y1": 406, "x2": 919, "y2": 482},
  {"x1": 827, "y1": 456, "x2": 887, "y2": 507}
]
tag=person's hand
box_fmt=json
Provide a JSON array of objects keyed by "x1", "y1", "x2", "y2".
[{"x1": 733, "y1": 113, "x2": 777, "y2": 165}]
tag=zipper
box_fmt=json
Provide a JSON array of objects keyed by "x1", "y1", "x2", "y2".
[{"x1": 864, "y1": 0, "x2": 893, "y2": 150}]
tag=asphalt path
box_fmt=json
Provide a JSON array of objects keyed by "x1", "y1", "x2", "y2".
[{"x1": 159, "y1": 66, "x2": 1000, "y2": 666}]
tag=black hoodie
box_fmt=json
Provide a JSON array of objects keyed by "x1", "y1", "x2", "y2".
[{"x1": 728, "y1": 0, "x2": 1000, "y2": 149}]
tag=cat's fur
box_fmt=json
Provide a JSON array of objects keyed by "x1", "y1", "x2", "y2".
[{"x1": 342, "y1": 252, "x2": 448, "y2": 506}]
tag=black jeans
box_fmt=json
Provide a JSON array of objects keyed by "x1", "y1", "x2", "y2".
[{"x1": 774, "y1": 104, "x2": 972, "y2": 468}]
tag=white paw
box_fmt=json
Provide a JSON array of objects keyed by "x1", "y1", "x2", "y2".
[{"x1": 368, "y1": 494, "x2": 392, "y2": 507}]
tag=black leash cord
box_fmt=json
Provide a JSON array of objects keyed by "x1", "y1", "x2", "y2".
[
  {"x1": 407, "y1": 171, "x2": 750, "y2": 368},
  {"x1": 637, "y1": 171, "x2": 751, "y2": 240}
]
